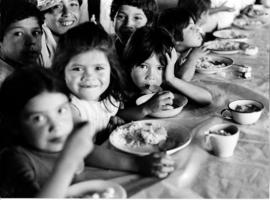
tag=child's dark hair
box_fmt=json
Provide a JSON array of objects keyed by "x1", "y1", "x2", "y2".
[
  {"x1": 123, "y1": 26, "x2": 174, "y2": 73},
  {"x1": 0, "y1": 66, "x2": 69, "y2": 145},
  {"x1": 110, "y1": 0, "x2": 159, "y2": 25},
  {"x1": 0, "y1": 0, "x2": 44, "y2": 41},
  {"x1": 52, "y1": 21, "x2": 126, "y2": 103},
  {"x1": 178, "y1": 0, "x2": 211, "y2": 22},
  {"x1": 157, "y1": 7, "x2": 194, "y2": 42}
]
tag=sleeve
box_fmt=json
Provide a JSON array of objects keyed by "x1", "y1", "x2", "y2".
[{"x1": 0, "y1": 148, "x2": 40, "y2": 197}]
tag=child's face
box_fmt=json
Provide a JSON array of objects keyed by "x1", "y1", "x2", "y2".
[
  {"x1": 0, "y1": 17, "x2": 42, "y2": 65},
  {"x1": 114, "y1": 5, "x2": 148, "y2": 44},
  {"x1": 175, "y1": 19, "x2": 203, "y2": 51},
  {"x1": 131, "y1": 53, "x2": 164, "y2": 91},
  {"x1": 44, "y1": 0, "x2": 80, "y2": 36},
  {"x1": 65, "y1": 50, "x2": 111, "y2": 101},
  {"x1": 20, "y1": 92, "x2": 73, "y2": 153}
]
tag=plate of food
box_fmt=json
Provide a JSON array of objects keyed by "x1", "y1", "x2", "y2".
[
  {"x1": 232, "y1": 17, "x2": 266, "y2": 29},
  {"x1": 66, "y1": 180, "x2": 127, "y2": 198},
  {"x1": 204, "y1": 40, "x2": 252, "y2": 54},
  {"x1": 195, "y1": 55, "x2": 233, "y2": 74},
  {"x1": 213, "y1": 29, "x2": 248, "y2": 42},
  {"x1": 109, "y1": 120, "x2": 192, "y2": 156},
  {"x1": 136, "y1": 92, "x2": 188, "y2": 118},
  {"x1": 241, "y1": 4, "x2": 269, "y2": 18}
]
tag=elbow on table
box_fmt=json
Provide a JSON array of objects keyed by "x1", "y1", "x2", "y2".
[{"x1": 196, "y1": 92, "x2": 213, "y2": 106}]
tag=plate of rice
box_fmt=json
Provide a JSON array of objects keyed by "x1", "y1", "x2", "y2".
[
  {"x1": 195, "y1": 55, "x2": 233, "y2": 74},
  {"x1": 213, "y1": 29, "x2": 248, "y2": 42},
  {"x1": 109, "y1": 120, "x2": 192, "y2": 156}
]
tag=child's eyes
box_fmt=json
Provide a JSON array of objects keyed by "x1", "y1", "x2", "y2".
[
  {"x1": 157, "y1": 66, "x2": 165, "y2": 71},
  {"x1": 71, "y1": 66, "x2": 83, "y2": 71},
  {"x1": 116, "y1": 14, "x2": 126, "y2": 20},
  {"x1": 134, "y1": 16, "x2": 143, "y2": 21},
  {"x1": 95, "y1": 65, "x2": 104, "y2": 71},
  {"x1": 32, "y1": 30, "x2": 42, "y2": 37},
  {"x1": 137, "y1": 64, "x2": 148, "y2": 69},
  {"x1": 58, "y1": 106, "x2": 68, "y2": 115},
  {"x1": 29, "y1": 115, "x2": 46, "y2": 124},
  {"x1": 13, "y1": 31, "x2": 23, "y2": 37},
  {"x1": 70, "y1": 2, "x2": 79, "y2": 7}
]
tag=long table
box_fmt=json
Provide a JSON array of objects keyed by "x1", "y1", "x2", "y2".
[{"x1": 107, "y1": 14, "x2": 270, "y2": 199}]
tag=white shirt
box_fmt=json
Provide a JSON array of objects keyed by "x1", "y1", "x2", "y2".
[{"x1": 70, "y1": 95, "x2": 120, "y2": 134}]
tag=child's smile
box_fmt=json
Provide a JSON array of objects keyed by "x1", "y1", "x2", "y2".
[{"x1": 65, "y1": 49, "x2": 111, "y2": 101}]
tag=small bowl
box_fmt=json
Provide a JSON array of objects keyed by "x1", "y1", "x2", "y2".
[
  {"x1": 136, "y1": 93, "x2": 188, "y2": 118},
  {"x1": 221, "y1": 99, "x2": 264, "y2": 124}
]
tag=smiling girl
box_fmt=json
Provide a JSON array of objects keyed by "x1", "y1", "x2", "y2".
[{"x1": 52, "y1": 21, "x2": 175, "y2": 178}]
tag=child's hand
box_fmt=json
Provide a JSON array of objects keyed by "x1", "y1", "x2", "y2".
[
  {"x1": 189, "y1": 46, "x2": 209, "y2": 61},
  {"x1": 143, "y1": 91, "x2": 174, "y2": 114},
  {"x1": 107, "y1": 116, "x2": 126, "y2": 133},
  {"x1": 165, "y1": 48, "x2": 178, "y2": 82},
  {"x1": 62, "y1": 122, "x2": 94, "y2": 163},
  {"x1": 140, "y1": 152, "x2": 175, "y2": 178}
]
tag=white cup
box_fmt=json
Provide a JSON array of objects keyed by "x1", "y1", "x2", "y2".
[
  {"x1": 204, "y1": 124, "x2": 239, "y2": 158},
  {"x1": 221, "y1": 99, "x2": 264, "y2": 125}
]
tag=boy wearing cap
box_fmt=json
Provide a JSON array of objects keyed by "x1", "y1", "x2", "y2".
[
  {"x1": 38, "y1": 0, "x2": 82, "y2": 67},
  {"x1": 0, "y1": 0, "x2": 44, "y2": 87}
]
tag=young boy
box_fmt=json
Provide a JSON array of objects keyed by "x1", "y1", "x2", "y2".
[
  {"x1": 37, "y1": 0, "x2": 83, "y2": 67},
  {"x1": 110, "y1": 0, "x2": 159, "y2": 58},
  {"x1": 0, "y1": 0, "x2": 44, "y2": 87},
  {"x1": 157, "y1": 7, "x2": 209, "y2": 81}
]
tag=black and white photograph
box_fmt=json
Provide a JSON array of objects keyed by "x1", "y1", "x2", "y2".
[{"x1": 0, "y1": 0, "x2": 269, "y2": 198}]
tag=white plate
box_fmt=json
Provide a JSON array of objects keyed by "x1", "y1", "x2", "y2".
[
  {"x1": 232, "y1": 17, "x2": 266, "y2": 30},
  {"x1": 109, "y1": 120, "x2": 192, "y2": 156},
  {"x1": 66, "y1": 180, "x2": 127, "y2": 198},
  {"x1": 196, "y1": 55, "x2": 233, "y2": 74},
  {"x1": 244, "y1": 4, "x2": 269, "y2": 18},
  {"x1": 204, "y1": 40, "x2": 249, "y2": 54},
  {"x1": 136, "y1": 93, "x2": 188, "y2": 118},
  {"x1": 213, "y1": 29, "x2": 248, "y2": 42}
]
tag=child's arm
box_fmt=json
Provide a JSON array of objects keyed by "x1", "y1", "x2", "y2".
[
  {"x1": 176, "y1": 47, "x2": 209, "y2": 81},
  {"x1": 118, "y1": 91, "x2": 174, "y2": 121},
  {"x1": 166, "y1": 48, "x2": 212, "y2": 105},
  {"x1": 37, "y1": 122, "x2": 94, "y2": 198},
  {"x1": 209, "y1": 2, "x2": 235, "y2": 15},
  {"x1": 85, "y1": 145, "x2": 175, "y2": 178}
]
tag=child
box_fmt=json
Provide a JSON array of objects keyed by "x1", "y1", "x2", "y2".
[
  {"x1": 37, "y1": 0, "x2": 83, "y2": 68},
  {"x1": 0, "y1": 67, "x2": 94, "y2": 197},
  {"x1": 0, "y1": 0, "x2": 44, "y2": 87},
  {"x1": 157, "y1": 8, "x2": 209, "y2": 81},
  {"x1": 110, "y1": 0, "x2": 159, "y2": 57},
  {"x1": 52, "y1": 21, "x2": 175, "y2": 178},
  {"x1": 119, "y1": 26, "x2": 213, "y2": 120},
  {"x1": 52, "y1": 21, "x2": 126, "y2": 142}
]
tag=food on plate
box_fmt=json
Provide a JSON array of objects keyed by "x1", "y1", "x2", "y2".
[
  {"x1": 209, "y1": 129, "x2": 233, "y2": 136},
  {"x1": 205, "y1": 41, "x2": 240, "y2": 51},
  {"x1": 205, "y1": 40, "x2": 256, "y2": 52},
  {"x1": 213, "y1": 30, "x2": 247, "y2": 39},
  {"x1": 196, "y1": 57, "x2": 227, "y2": 70},
  {"x1": 234, "y1": 104, "x2": 260, "y2": 113},
  {"x1": 117, "y1": 122, "x2": 167, "y2": 147},
  {"x1": 233, "y1": 17, "x2": 265, "y2": 29},
  {"x1": 70, "y1": 187, "x2": 116, "y2": 198},
  {"x1": 241, "y1": 5, "x2": 268, "y2": 18}
]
